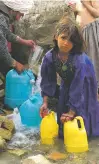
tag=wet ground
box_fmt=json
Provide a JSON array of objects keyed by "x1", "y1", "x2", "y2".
[
  {"x1": 1, "y1": 137, "x2": 99, "y2": 164},
  {"x1": 1, "y1": 113, "x2": 99, "y2": 164}
]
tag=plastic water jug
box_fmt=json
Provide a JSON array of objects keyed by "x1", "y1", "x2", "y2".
[
  {"x1": 64, "y1": 116, "x2": 88, "y2": 153},
  {"x1": 4, "y1": 69, "x2": 35, "y2": 109},
  {"x1": 19, "y1": 93, "x2": 43, "y2": 127},
  {"x1": 40, "y1": 111, "x2": 58, "y2": 145}
]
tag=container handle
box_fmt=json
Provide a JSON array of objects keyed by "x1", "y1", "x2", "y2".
[
  {"x1": 30, "y1": 96, "x2": 39, "y2": 104},
  {"x1": 76, "y1": 116, "x2": 85, "y2": 130},
  {"x1": 25, "y1": 70, "x2": 34, "y2": 80},
  {"x1": 30, "y1": 79, "x2": 35, "y2": 85},
  {"x1": 48, "y1": 111, "x2": 55, "y2": 118}
]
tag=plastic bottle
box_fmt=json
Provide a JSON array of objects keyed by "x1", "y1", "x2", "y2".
[{"x1": 40, "y1": 111, "x2": 58, "y2": 145}]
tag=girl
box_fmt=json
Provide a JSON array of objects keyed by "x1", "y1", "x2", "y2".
[{"x1": 40, "y1": 16, "x2": 99, "y2": 138}]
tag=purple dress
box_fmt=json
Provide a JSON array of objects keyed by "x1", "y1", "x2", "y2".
[{"x1": 41, "y1": 49, "x2": 99, "y2": 137}]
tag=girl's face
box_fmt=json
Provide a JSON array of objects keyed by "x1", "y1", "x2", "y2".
[{"x1": 55, "y1": 33, "x2": 73, "y2": 53}]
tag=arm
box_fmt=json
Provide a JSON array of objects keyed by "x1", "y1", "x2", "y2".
[
  {"x1": 81, "y1": 0, "x2": 99, "y2": 17},
  {"x1": 41, "y1": 56, "x2": 57, "y2": 97},
  {"x1": 2, "y1": 17, "x2": 35, "y2": 47},
  {"x1": 6, "y1": 28, "x2": 17, "y2": 42},
  {"x1": 0, "y1": 15, "x2": 17, "y2": 66},
  {"x1": 0, "y1": 30, "x2": 15, "y2": 67},
  {"x1": 40, "y1": 55, "x2": 57, "y2": 117},
  {"x1": 0, "y1": 30, "x2": 25, "y2": 73},
  {"x1": 43, "y1": 96, "x2": 48, "y2": 104},
  {"x1": 0, "y1": 14, "x2": 30, "y2": 74},
  {"x1": 6, "y1": 27, "x2": 35, "y2": 47},
  {"x1": 68, "y1": 3, "x2": 78, "y2": 18},
  {"x1": 0, "y1": 18, "x2": 26, "y2": 72},
  {"x1": 41, "y1": 55, "x2": 57, "y2": 98},
  {"x1": 1, "y1": 15, "x2": 18, "y2": 43}
]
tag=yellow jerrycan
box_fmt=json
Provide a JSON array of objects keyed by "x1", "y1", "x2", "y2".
[
  {"x1": 40, "y1": 111, "x2": 58, "y2": 145},
  {"x1": 64, "y1": 116, "x2": 88, "y2": 153}
]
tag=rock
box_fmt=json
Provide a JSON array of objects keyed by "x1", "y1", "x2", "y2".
[
  {"x1": 87, "y1": 161, "x2": 97, "y2": 164},
  {"x1": 0, "y1": 115, "x2": 15, "y2": 132},
  {"x1": 15, "y1": 0, "x2": 75, "y2": 48},
  {"x1": 0, "y1": 115, "x2": 15, "y2": 140},
  {"x1": 22, "y1": 154, "x2": 52, "y2": 164},
  {"x1": 0, "y1": 128, "x2": 12, "y2": 140},
  {"x1": 0, "y1": 136, "x2": 7, "y2": 151},
  {"x1": 22, "y1": 159, "x2": 36, "y2": 164},
  {"x1": 8, "y1": 149, "x2": 27, "y2": 156},
  {"x1": 13, "y1": 1, "x2": 75, "y2": 76}
]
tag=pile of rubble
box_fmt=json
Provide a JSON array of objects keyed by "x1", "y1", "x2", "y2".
[{"x1": 0, "y1": 115, "x2": 15, "y2": 151}]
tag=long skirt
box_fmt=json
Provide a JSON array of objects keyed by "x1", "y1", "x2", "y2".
[{"x1": 82, "y1": 18, "x2": 99, "y2": 87}]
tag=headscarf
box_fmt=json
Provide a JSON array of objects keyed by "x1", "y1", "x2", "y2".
[{"x1": 0, "y1": 0, "x2": 34, "y2": 13}]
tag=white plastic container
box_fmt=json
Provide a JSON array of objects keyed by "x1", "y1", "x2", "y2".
[{"x1": 29, "y1": 45, "x2": 43, "y2": 68}]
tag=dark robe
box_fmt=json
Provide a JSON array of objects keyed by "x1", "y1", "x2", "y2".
[{"x1": 41, "y1": 49, "x2": 99, "y2": 138}]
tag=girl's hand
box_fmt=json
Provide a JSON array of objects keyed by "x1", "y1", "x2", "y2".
[
  {"x1": 60, "y1": 110, "x2": 75, "y2": 124},
  {"x1": 40, "y1": 103, "x2": 48, "y2": 118}
]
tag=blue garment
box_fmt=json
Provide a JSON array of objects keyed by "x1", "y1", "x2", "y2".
[{"x1": 41, "y1": 49, "x2": 99, "y2": 137}]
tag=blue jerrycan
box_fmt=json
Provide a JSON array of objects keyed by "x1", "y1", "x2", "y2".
[
  {"x1": 4, "y1": 69, "x2": 35, "y2": 109},
  {"x1": 19, "y1": 93, "x2": 43, "y2": 127}
]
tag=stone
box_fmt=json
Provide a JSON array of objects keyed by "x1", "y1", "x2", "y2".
[
  {"x1": 22, "y1": 159, "x2": 36, "y2": 164},
  {"x1": 8, "y1": 149, "x2": 27, "y2": 156},
  {"x1": 0, "y1": 115, "x2": 15, "y2": 140},
  {"x1": 87, "y1": 161, "x2": 96, "y2": 164},
  {"x1": 0, "y1": 136, "x2": 7, "y2": 151},
  {"x1": 22, "y1": 154, "x2": 52, "y2": 164},
  {"x1": 0, "y1": 116, "x2": 15, "y2": 132},
  {"x1": 15, "y1": 1, "x2": 75, "y2": 48},
  {"x1": 0, "y1": 128, "x2": 12, "y2": 140}
]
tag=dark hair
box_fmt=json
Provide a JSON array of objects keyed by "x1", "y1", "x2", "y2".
[
  {"x1": 12, "y1": 43, "x2": 31, "y2": 64},
  {"x1": 53, "y1": 16, "x2": 86, "y2": 54}
]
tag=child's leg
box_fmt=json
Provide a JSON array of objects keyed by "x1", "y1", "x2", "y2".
[{"x1": 57, "y1": 113, "x2": 64, "y2": 139}]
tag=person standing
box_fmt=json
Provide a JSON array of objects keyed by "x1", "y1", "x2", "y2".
[
  {"x1": 69, "y1": 0, "x2": 99, "y2": 92},
  {"x1": 40, "y1": 16, "x2": 99, "y2": 138},
  {"x1": 0, "y1": 1, "x2": 35, "y2": 102}
]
